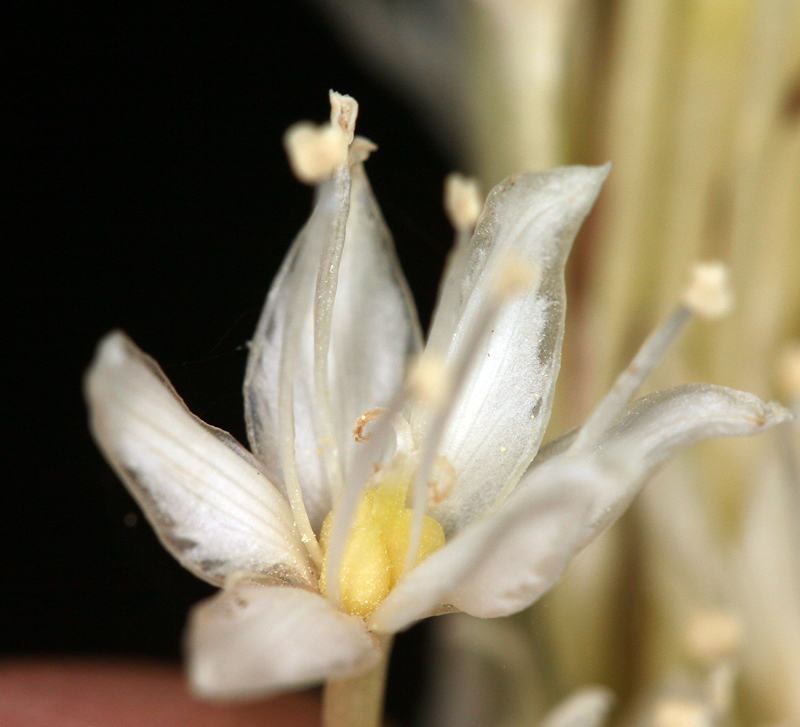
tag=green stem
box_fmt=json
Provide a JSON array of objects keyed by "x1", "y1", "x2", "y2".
[{"x1": 322, "y1": 635, "x2": 393, "y2": 727}]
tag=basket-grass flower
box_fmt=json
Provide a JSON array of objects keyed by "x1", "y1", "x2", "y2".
[{"x1": 85, "y1": 92, "x2": 788, "y2": 708}]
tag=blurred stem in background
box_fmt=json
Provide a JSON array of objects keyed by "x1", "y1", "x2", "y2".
[{"x1": 314, "y1": 0, "x2": 799, "y2": 723}]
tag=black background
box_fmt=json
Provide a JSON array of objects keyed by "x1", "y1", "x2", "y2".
[{"x1": 8, "y1": 3, "x2": 454, "y2": 723}]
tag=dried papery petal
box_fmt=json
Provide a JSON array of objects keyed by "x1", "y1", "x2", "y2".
[
  {"x1": 373, "y1": 383, "x2": 788, "y2": 632},
  {"x1": 187, "y1": 577, "x2": 380, "y2": 699},
  {"x1": 537, "y1": 384, "x2": 790, "y2": 548},
  {"x1": 328, "y1": 162, "x2": 422, "y2": 482},
  {"x1": 245, "y1": 173, "x2": 344, "y2": 536},
  {"x1": 405, "y1": 254, "x2": 538, "y2": 576},
  {"x1": 85, "y1": 332, "x2": 314, "y2": 587},
  {"x1": 245, "y1": 160, "x2": 419, "y2": 534},
  {"x1": 422, "y1": 164, "x2": 611, "y2": 534}
]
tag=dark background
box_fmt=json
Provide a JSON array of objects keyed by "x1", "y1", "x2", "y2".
[{"x1": 7, "y1": 3, "x2": 454, "y2": 723}]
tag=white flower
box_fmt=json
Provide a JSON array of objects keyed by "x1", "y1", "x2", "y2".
[{"x1": 84, "y1": 92, "x2": 789, "y2": 700}]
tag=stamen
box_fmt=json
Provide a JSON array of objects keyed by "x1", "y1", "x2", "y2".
[
  {"x1": 570, "y1": 303, "x2": 692, "y2": 451},
  {"x1": 572, "y1": 263, "x2": 733, "y2": 451},
  {"x1": 313, "y1": 98, "x2": 362, "y2": 503},
  {"x1": 282, "y1": 91, "x2": 358, "y2": 186},
  {"x1": 407, "y1": 353, "x2": 452, "y2": 409},
  {"x1": 444, "y1": 173, "x2": 483, "y2": 234},
  {"x1": 284, "y1": 123, "x2": 348, "y2": 185},
  {"x1": 352, "y1": 408, "x2": 386, "y2": 443},
  {"x1": 431, "y1": 175, "x2": 484, "y2": 353},
  {"x1": 683, "y1": 261, "x2": 733, "y2": 320},
  {"x1": 706, "y1": 663, "x2": 736, "y2": 718},
  {"x1": 404, "y1": 257, "x2": 539, "y2": 574},
  {"x1": 325, "y1": 390, "x2": 409, "y2": 607},
  {"x1": 685, "y1": 609, "x2": 743, "y2": 662},
  {"x1": 653, "y1": 701, "x2": 711, "y2": 727}
]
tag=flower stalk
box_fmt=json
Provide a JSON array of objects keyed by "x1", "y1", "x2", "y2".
[{"x1": 322, "y1": 635, "x2": 393, "y2": 727}]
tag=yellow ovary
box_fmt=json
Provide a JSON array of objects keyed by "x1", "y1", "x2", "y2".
[{"x1": 319, "y1": 477, "x2": 445, "y2": 618}]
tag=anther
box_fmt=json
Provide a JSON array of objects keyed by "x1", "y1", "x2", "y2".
[
  {"x1": 683, "y1": 261, "x2": 733, "y2": 320},
  {"x1": 685, "y1": 609, "x2": 743, "y2": 663},
  {"x1": 570, "y1": 260, "x2": 734, "y2": 452},
  {"x1": 283, "y1": 91, "x2": 359, "y2": 185},
  {"x1": 407, "y1": 353, "x2": 452, "y2": 409},
  {"x1": 653, "y1": 701, "x2": 711, "y2": 727},
  {"x1": 352, "y1": 408, "x2": 385, "y2": 443},
  {"x1": 444, "y1": 173, "x2": 483, "y2": 232},
  {"x1": 284, "y1": 123, "x2": 348, "y2": 185}
]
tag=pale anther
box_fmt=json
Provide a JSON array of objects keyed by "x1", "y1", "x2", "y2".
[
  {"x1": 352, "y1": 408, "x2": 386, "y2": 443},
  {"x1": 284, "y1": 122, "x2": 348, "y2": 185},
  {"x1": 685, "y1": 609, "x2": 743, "y2": 662},
  {"x1": 683, "y1": 261, "x2": 733, "y2": 320},
  {"x1": 654, "y1": 701, "x2": 711, "y2": 727},
  {"x1": 407, "y1": 353, "x2": 451, "y2": 408},
  {"x1": 444, "y1": 173, "x2": 483, "y2": 232}
]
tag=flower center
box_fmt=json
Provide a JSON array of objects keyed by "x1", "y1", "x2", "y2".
[{"x1": 318, "y1": 473, "x2": 445, "y2": 618}]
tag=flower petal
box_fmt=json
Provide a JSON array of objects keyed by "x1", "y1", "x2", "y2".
[
  {"x1": 368, "y1": 456, "x2": 619, "y2": 632},
  {"x1": 187, "y1": 578, "x2": 381, "y2": 699},
  {"x1": 370, "y1": 386, "x2": 788, "y2": 632},
  {"x1": 329, "y1": 164, "x2": 422, "y2": 481},
  {"x1": 423, "y1": 165, "x2": 611, "y2": 534},
  {"x1": 85, "y1": 331, "x2": 314, "y2": 587},
  {"x1": 537, "y1": 384, "x2": 791, "y2": 546},
  {"x1": 244, "y1": 161, "x2": 420, "y2": 530}
]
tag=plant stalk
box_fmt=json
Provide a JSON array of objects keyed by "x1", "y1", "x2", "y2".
[{"x1": 322, "y1": 635, "x2": 393, "y2": 727}]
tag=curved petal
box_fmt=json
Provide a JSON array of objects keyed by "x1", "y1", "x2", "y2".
[
  {"x1": 368, "y1": 456, "x2": 620, "y2": 633},
  {"x1": 535, "y1": 384, "x2": 791, "y2": 547},
  {"x1": 187, "y1": 579, "x2": 381, "y2": 700},
  {"x1": 85, "y1": 332, "x2": 314, "y2": 587},
  {"x1": 423, "y1": 165, "x2": 611, "y2": 534},
  {"x1": 244, "y1": 161, "x2": 420, "y2": 530},
  {"x1": 330, "y1": 164, "x2": 422, "y2": 481}
]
